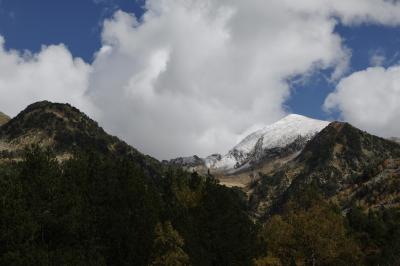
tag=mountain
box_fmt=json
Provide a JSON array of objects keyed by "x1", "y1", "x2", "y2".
[
  {"x1": 4, "y1": 101, "x2": 400, "y2": 217},
  {"x1": 0, "y1": 101, "x2": 257, "y2": 265},
  {"x1": 210, "y1": 114, "x2": 329, "y2": 171},
  {"x1": 0, "y1": 111, "x2": 10, "y2": 126},
  {"x1": 1, "y1": 101, "x2": 399, "y2": 265},
  {"x1": 249, "y1": 121, "x2": 400, "y2": 218},
  {"x1": 167, "y1": 155, "x2": 205, "y2": 168},
  {"x1": 167, "y1": 114, "x2": 329, "y2": 186},
  {"x1": 0, "y1": 101, "x2": 160, "y2": 172}
]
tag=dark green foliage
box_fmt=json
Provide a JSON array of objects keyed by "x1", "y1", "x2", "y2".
[
  {"x1": 0, "y1": 147, "x2": 257, "y2": 265},
  {"x1": 3, "y1": 103, "x2": 400, "y2": 265},
  {"x1": 190, "y1": 184, "x2": 256, "y2": 265},
  {"x1": 347, "y1": 207, "x2": 400, "y2": 265},
  {"x1": 159, "y1": 169, "x2": 257, "y2": 266},
  {"x1": 0, "y1": 147, "x2": 161, "y2": 265}
]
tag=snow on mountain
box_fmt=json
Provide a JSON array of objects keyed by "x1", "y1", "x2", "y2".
[
  {"x1": 204, "y1": 153, "x2": 222, "y2": 166},
  {"x1": 168, "y1": 155, "x2": 204, "y2": 167},
  {"x1": 210, "y1": 114, "x2": 330, "y2": 171}
]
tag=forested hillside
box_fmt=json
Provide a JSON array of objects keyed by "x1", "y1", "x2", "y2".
[
  {"x1": 1, "y1": 102, "x2": 400, "y2": 265},
  {"x1": 0, "y1": 147, "x2": 257, "y2": 265}
]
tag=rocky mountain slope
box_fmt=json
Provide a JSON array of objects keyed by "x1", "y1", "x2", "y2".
[
  {"x1": 249, "y1": 122, "x2": 400, "y2": 218},
  {"x1": 0, "y1": 101, "x2": 160, "y2": 173},
  {"x1": 0, "y1": 111, "x2": 9, "y2": 126}
]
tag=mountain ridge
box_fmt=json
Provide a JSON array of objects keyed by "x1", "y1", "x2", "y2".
[
  {"x1": 249, "y1": 121, "x2": 400, "y2": 218},
  {"x1": 3, "y1": 101, "x2": 400, "y2": 217},
  {"x1": 0, "y1": 101, "x2": 161, "y2": 176}
]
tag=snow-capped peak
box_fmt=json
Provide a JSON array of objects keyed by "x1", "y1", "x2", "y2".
[{"x1": 210, "y1": 114, "x2": 329, "y2": 170}]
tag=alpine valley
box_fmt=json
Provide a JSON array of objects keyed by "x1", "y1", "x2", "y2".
[{"x1": 1, "y1": 101, "x2": 400, "y2": 265}]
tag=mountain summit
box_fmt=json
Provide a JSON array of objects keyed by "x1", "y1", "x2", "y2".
[
  {"x1": 210, "y1": 114, "x2": 329, "y2": 171},
  {"x1": 0, "y1": 101, "x2": 159, "y2": 171},
  {"x1": 168, "y1": 114, "x2": 329, "y2": 180}
]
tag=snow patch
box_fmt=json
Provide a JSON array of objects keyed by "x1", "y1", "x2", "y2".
[{"x1": 212, "y1": 114, "x2": 329, "y2": 170}]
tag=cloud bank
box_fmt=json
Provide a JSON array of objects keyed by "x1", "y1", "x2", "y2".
[
  {"x1": 2, "y1": 0, "x2": 400, "y2": 159},
  {"x1": 325, "y1": 66, "x2": 400, "y2": 138}
]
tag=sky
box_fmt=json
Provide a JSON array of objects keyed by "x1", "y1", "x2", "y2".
[{"x1": 0, "y1": 0, "x2": 400, "y2": 159}]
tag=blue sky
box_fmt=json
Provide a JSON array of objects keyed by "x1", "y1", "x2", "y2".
[
  {"x1": 0, "y1": 0, "x2": 400, "y2": 158},
  {"x1": 0, "y1": 0, "x2": 144, "y2": 62},
  {"x1": 286, "y1": 24, "x2": 400, "y2": 120}
]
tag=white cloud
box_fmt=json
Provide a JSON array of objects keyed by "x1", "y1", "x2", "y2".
[
  {"x1": 0, "y1": 37, "x2": 94, "y2": 117},
  {"x1": 87, "y1": 0, "x2": 350, "y2": 159},
  {"x1": 282, "y1": 0, "x2": 400, "y2": 26},
  {"x1": 324, "y1": 66, "x2": 400, "y2": 138},
  {"x1": 3, "y1": 0, "x2": 400, "y2": 159}
]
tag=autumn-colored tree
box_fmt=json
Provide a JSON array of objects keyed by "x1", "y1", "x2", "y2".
[
  {"x1": 255, "y1": 216, "x2": 294, "y2": 266},
  {"x1": 257, "y1": 202, "x2": 363, "y2": 266},
  {"x1": 150, "y1": 221, "x2": 190, "y2": 266},
  {"x1": 289, "y1": 203, "x2": 362, "y2": 265}
]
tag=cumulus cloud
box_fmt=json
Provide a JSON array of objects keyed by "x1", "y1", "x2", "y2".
[
  {"x1": 324, "y1": 66, "x2": 400, "y2": 138},
  {"x1": 87, "y1": 0, "x2": 349, "y2": 159},
  {"x1": 3, "y1": 0, "x2": 400, "y2": 159},
  {"x1": 0, "y1": 36, "x2": 94, "y2": 117}
]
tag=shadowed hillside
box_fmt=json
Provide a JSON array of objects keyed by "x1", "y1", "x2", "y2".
[
  {"x1": 250, "y1": 122, "x2": 400, "y2": 217},
  {"x1": 0, "y1": 101, "x2": 161, "y2": 174},
  {"x1": 0, "y1": 101, "x2": 257, "y2": 266}
]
